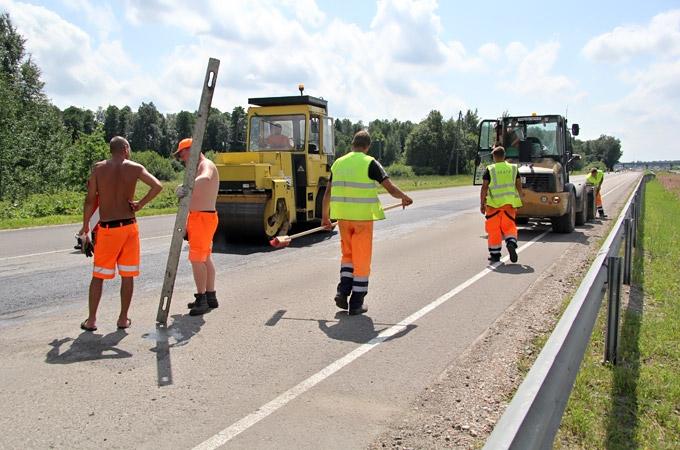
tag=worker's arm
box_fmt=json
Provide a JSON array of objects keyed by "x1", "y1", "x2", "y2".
[
  {"x1": 321, "y1": 181, "x2": 333, "y2": 229},
  {"x1": 130, "y1": 166, "x2": 163, "y2": 212},
  {"x1": 515, "y1": 176, "x2": 523, "y2": 197},
  {"x1": 381, "y1": 178, "x2": 413, "y2": 208},
  {"x1": 480, "y1": 180, "x2": 489, "y2": 215},
  {"x1": 79, "y1": 168, "x2": 98, "y2": 236}
]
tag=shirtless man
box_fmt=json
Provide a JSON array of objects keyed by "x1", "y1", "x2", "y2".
[
  {"x1": 173, "y1": 138, "x2": 220, "y2": 316},
  {"x1": 265, "y1": 123, "x2": 291, "y2": 149},
  {"x1": 79, "y1": 136, "x2": 163, "y2": 331}
]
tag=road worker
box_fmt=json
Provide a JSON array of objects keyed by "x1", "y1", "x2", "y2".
[
  {"x1": 480, "y1": 145, "x2": 523, "y2": 263},
  {"x1": 586, "y1": 167, "x2": 607, "y2": 218},
  {"x1": 321, "y1": 130, "x2": 413, "y2": 315},
  {"x1": 78, "y1": 136, "x2": 163, "y2": 332},
  {"x1": 173, "y1": 138, "x2": 220, "y2": 316},
  {"x1": 265, "y1": 123, "x2": 291, "y2": 149}
]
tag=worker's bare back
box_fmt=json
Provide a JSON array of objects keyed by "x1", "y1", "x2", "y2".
[
  {"x1": 190, "y1": 158, "x2": 219, "y2": 211},
  {"x1": 94, "y1": 159, "x2": 144, "y2": 222}
]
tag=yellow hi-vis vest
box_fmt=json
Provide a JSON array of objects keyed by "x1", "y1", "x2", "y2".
[
  {"x1": 330, "y1": 152, "x2": 385, "y2": 221},
  {"x1": 586, "y1": 169, "x2": 604, "y2": 186},
  {"x1": 486, "y1": 161, "x2": 523, "y2": 208}
]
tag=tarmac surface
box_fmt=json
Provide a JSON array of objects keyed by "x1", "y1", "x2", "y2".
[{"x1": 0, "y1": 172, "x2": 638, "y2": 449}]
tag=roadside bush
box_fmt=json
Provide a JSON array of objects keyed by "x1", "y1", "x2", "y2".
[
  {"x1": 412, "y1": 166, "x2": 438, "y2": 176},
  {"x1": 132, "y1": 151, "x2": 175, "y2": 180},
  {"x1": 0, "y1": 191, "x2": 83, "y2": 219},
  {"x1": 386, "y1": 162, "x2": 415, "y2": 177}
]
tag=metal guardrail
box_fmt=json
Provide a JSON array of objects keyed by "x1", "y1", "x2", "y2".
[{"x1": 483, "y1": 173, "x2": 652, "y2": 450}]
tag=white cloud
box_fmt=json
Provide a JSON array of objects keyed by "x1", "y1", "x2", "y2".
[
  {"x1": 499, "y1": 42, "x2": 585, "y2": 101},
  {"x1": 478, "y1": 43, "x2": 501, "y2": 62},
  {"x1": 62, "y1": 0, "x2": 116, "y2": 40},
  {"x1": 583, "y1": 9, "x2": 680, "y2": 63}
]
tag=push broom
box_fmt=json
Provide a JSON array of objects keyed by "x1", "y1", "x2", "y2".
[{"x1": 270, "y1": 202, "x2": 406, "y2": 248}]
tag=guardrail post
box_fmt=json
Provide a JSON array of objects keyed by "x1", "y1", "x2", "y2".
[
  {"x1": 623, "y1": 218, "x2": 633, "y2": 285},
  {"x1": 605, "y1": 256, "x2": 622, "y2": 364}
]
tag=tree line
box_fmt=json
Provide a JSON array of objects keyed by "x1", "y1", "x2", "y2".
[{"x1": 0, "y1": 12, "x2": 622, "y2": 204}]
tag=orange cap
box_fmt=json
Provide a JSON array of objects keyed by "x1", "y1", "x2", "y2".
[{"x1": 173, "y1": 138, "x2": 192, "y2": 155}]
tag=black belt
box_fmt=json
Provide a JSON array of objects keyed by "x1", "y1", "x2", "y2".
[
  {"x1": 198, "y1": 210, "x2": 216, "y2": 213},
  {"x1": 99, "y1": 218, "x2": 136, "y2": 228}
]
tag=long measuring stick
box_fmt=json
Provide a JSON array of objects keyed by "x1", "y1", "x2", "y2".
[{"x1": 156, "y1": 58, "x2": 220, "y2": 324}]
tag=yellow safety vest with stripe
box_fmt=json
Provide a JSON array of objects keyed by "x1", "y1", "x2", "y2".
[
  {"x1": 486, "y1": 161, "x2": 523, "y2": 208},
  {"x1": 586, "y1": 169, "x2": 604, "y2": 186},
  {"x1": 330, "y1": 152, "x2": 385, "y2": 221}
]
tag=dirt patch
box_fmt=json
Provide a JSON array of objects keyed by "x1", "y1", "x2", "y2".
[{"x1": 368, "y1": 217, "x2": 618, "y2": 449}]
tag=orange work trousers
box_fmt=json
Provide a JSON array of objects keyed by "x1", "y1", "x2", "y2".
[
  {"x1": 595, "y1": 188, "x2": 603, "y2": 208},
  {"x1": 339, "y1": 220, "x2": 373, "y2": 278},
  {"x1": 485, "y1": 205, "x2": 518, "y2": 257}
]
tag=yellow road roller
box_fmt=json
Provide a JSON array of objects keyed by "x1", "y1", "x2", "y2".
[{"x1": 214, "y1": 89, "x2": 335, "y2": 240}]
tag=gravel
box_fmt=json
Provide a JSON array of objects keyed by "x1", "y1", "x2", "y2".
[{"x1": 368, "y1": 217, "x2": 614, "y2": 450}]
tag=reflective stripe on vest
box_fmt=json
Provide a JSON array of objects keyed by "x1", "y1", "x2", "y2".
[
  {"x1": 486, "y1": 161, "x2": 522, "y2": 208},
  {"x1": 330, "y1": 152, "x2": 385, "y2": 220}
]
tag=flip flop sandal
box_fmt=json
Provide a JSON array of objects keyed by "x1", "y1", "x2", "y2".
[
  {"x1": 80, "y1": 320, "x2": 97, "y2": 332},
  {"x1": 117, "y1": 319, "x2": 132, "y2": 330}
]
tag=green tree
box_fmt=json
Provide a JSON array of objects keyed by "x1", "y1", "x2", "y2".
[
  {"x1": 62, "y1": 128, "x2": 109, "y2": 190},
  {"x1": 118, "y1": 105, "x2": 133, "y2": 138},
  {"x1": 130, "y1": 102, "x2": 163, "y2": 152},
  {"x1": 204, "y1": 108, "x2": 230, "y2": 151},
  {"x1": 405, "y1": 110, "x2": 447, "y2": 174},
  {"x1": 103, "y1": 105, "x2": 119, "y2": 142},
  {"x1": 229, "y1": 106, "x2": 246, "y2": 150},
  {"x1": 175, "y1": 110, "x2": 195, "y2": 140}
]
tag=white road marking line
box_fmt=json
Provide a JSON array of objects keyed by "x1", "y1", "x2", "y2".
[
  {"x1": 0, "y1": 234, "x2": 172, "y2": 261},
  {"x1": 192, "y1": 230, "x2": 550, "y2": 450}
]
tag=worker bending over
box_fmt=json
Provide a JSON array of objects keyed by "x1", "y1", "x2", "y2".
[
  {"x1": 586, "y1": 167, "x2": 607, "y2": 219},
  {"x1": 174, "y1": 138, "x2": 220, "y2": 316},
  {"x1": 480, "y1": 146, "x2": 523, "y2": 263},
  {"x1": 322, "y1": 130, "x2": 413, "y2": 315}
]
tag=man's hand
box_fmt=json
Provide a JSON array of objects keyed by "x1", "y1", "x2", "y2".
[
  {"x1": 401, "y1": 195, "x2": 413, "y2": 208},
  {"x1": 480, "y1": 204, "x2": 486, "y2": 215},
  {"x1": 175, "y1": 184, "x2": 188, "y2": 199},
  {"x1": 321, "y1": 215, "x2": 333, "y2": 230},
  {"x1": 129, "y1": 200, "x2": 143, "y2": 212}
]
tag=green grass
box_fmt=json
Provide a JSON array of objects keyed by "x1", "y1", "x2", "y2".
[
  {"x1": 0, "y1": 173, "x2": 473, "y2": 230},
  {"x1": 555, "y1": 178, "x2": 680, "y2": 449}
]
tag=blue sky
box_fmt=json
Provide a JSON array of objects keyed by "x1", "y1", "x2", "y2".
[{"x1": 1, "y1": 0, "x2": 679, "y2": 162}]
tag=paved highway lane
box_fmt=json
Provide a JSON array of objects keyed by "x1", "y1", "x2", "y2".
[{"x1": 0, "y1": 172, "x2": 638, "y2": 449}]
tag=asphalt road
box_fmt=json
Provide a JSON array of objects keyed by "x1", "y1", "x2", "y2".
[{"x1": 0, "y1": 172, "x2": 639, "y2": 449}]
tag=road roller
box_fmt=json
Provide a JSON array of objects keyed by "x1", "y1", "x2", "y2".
[{"x1": 214, "y1": 87, "x2": 335, "y2": 240}]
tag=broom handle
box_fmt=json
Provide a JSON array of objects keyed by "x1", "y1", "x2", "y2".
[{"x1": 287, "y1": 202, "x2": 405, "y2": 240}]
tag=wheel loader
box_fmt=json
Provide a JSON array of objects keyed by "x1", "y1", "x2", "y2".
[
  {"x1": 473, "y1": 114, "x2": 596, "y2": 232},
  {"x1": 213, "y1": 88, "x2": 334, "y2": 240}
]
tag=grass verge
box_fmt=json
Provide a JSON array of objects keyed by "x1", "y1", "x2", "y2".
[
  {"x1": 555, "y1": 175, "x2": 680, "y2": 449},
  {"x1": 0, "y1": 173, "x2": 472, "y2": 230}
]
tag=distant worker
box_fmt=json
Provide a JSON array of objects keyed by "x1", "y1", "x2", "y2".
[
  {"x1": 321, "y1": 130, "x2": 413, "y2": 315},
  {"x1": 79, "y1": 136, "x2": 163, "y2": 332},
  {"x1": 587, "y1": 167, "x2": 607, "y2": 218},
  {"x1": 480, "y1": 145, "x2": 523, "y2": 263},
  {"x1": 265, "y1": 123, "x2": 291, "y2": 149},
  {"x1": 173, "y1": 138, "x2": 220, "y2": 316}
]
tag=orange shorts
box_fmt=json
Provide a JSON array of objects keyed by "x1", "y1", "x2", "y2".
[
  {"x1": 92, "y1": 221, "x2": 140, "y2": 279},
  {"x1": 187, "y1": 211, "x2": 218, "y2": 262}
]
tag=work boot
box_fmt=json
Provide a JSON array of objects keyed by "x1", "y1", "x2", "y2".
[
  {"x1": 599, "y1": 211, "x2": 607, "y2": 219},
  {"x1": 187, "y1": 291, "x2": 219, "y2": 309},
  {"x1": 189, "y1": 293, "x2": 209, "y2": 316},
  {"x1": 507, "y1": 241, "x2": 518, "y2": 263},
  {"x1": 488, "y1": 254, "x2": 501, "y2": 263},
  {"x1": 334, "y1": 292, "x2": 348, "y2": 310},
  {"x1": 348, "y1": 292, "x2": 367, "y2": 316}
]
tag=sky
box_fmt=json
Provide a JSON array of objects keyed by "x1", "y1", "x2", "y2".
[{"x1": 1, "y1": 0, "x2": 679, "y2": 162}]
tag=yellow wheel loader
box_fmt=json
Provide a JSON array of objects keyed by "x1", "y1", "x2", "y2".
[
  {"x1": 214, "y1": 89, "x2": 334, "y2": 240},
  {"x1": 473, "y1": 114, "x2": 596, "y2": 233}
]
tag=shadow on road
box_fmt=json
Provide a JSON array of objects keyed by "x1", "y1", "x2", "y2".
[
  {"x1": 45, "y1": 329, "x2": 131, "y2": 364},
  {"x1": 317, "y1": 311, "x2": 416, "y2": 344},
  {"x1": 211, "y1": 223, "x2": 337, "y2": 255},
  {"x1": 493, "y1": 263, "x2": 535, "y2": 274},
  {"x1": 143, "y1": 313, "x2": 207, "y2": 387}
]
